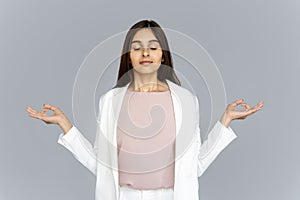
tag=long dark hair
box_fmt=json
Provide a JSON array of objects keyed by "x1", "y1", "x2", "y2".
[{"x1": 113, "y1": 19, "x2": 181, "y2": 88}]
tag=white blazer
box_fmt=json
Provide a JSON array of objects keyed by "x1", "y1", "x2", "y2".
[{"x1": 57, "y1": 79, "x2": 237, "y2": 200}]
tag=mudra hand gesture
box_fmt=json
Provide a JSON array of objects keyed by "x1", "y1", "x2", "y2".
[
  {"x1": 26, "y1": 104, "x2": 73, "y2": 134},
  {"x1": 220, "y1": 99, "x2": 264, "y2": 127}
]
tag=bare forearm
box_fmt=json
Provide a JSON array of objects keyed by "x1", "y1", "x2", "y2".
[
  {"x1": 219, "y1": 112, "x2": 232, "y2": 128},
  {"x1": 58, "y1": 116, "x2": 73, "y2": 134}
]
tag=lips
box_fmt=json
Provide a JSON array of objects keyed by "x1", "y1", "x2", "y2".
[{"x1": 139, "y1": 61, "x2": 153, "y2": 65}]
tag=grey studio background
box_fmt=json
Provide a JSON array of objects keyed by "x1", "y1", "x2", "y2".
[{"x1": 1, "y1": 0, "x2": 299, "y2": 200}]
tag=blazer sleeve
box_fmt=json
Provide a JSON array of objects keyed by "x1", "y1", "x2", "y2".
[
  {"x1": 194, "y1": 95, "x2": 238, "y2": 177},
  {"x1": 56, "y1": 95, "x2": 105, "y2": 176}
]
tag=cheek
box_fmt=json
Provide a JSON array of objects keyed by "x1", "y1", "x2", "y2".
[
  {"x1": 129, "y1": 53, "x2": 140, "y2": 66},
  {"x1": 155, "y1": 52, "x2": 163, "y2": 62},
  {"x1": 129, "y1": 53, "x2": 136, "y2": 62}
]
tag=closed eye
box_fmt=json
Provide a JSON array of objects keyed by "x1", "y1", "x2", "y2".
[{"x1": 132, "y1": 47, "x2": 158, "y2": 51}]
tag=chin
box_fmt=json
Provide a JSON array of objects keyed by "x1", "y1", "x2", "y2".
[
  {"x1": 133, "y1": 64, "x2": 160, "y2": 74},
  {"x1": 134, "y1": 68, "x2": 158, "y2": 75}
]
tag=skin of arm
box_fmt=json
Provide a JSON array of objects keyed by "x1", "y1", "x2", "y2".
[
  {"x1": 58, "y1": 116, "x2": 73, "y2": 134},
  {"x1": 219, "y1": 112, "x2": 232, "y2": 128}
]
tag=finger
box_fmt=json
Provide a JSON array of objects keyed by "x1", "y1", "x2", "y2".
[
  {"x1": 28, "y1": 106, "x2": 52, "y2": 115},
  {"x1": 234, "y1": 102, "x2": 263, "y2": 119},
  {"x1": 231, "y1": 99, "x2": 244, "y2": 107},
  {"x1": 239, "y1": 103, "x2": 251, "y2": 110},
  {"x1": 28, "y1": 112, "x2": 42, "y2": 119},
  {"x1": 27, "y1": 107, "x2": 38, "y2": 114},
  {"x1": 41, "y1": 108, "x2": 50, "y2": 114},
  {"x1": 242, "y1": 101, "x2": 264, "y2": 112},
  {"x1": 26, "y1": 106, "x2": 35, "y2": 112},
  {"x1": 257, "y1": 101, "x2": 264, "y2": 108},
  {"x1": 253, "y1": 102, "x2": 264, "y2": 110},
  {"x1": 43, "y1": 104, "x2": 58, "y2": 111},
  {"x1": 27, "y1": 110, "x2": 36, "y2": 116},
  {"x1": 253, "y1": 101, "x2": 264, "y2": 107},
  {"x1": 245, "y1": 107, "x2": 260, "y2": 115},
  {"x1": 258, "y1": 101, "x2": 264, "y2": 105}
]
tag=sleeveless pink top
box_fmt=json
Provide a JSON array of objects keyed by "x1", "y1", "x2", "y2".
[{"x1": 117, "y1": 89, "x2": 176, "y2": 190}]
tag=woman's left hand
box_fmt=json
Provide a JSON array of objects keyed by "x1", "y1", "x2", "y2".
[{"x1": 220, "y1": 99, "x2": 264, "y2": 127}]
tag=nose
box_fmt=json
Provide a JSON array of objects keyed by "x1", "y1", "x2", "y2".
[{"x1": 142, "y1": 47, "x2": 149, "y2": 57}]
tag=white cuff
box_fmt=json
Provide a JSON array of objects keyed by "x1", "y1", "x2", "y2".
[
  {"x1": 57, "y1": 125, "x2": 77, "y2": 145},
  {"x1": 216, "y1": 120, "x2": 237, "y2": 140}
]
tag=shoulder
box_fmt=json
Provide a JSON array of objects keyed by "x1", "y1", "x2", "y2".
[
  {"x1": 96, "y1": 87, "x2": 122, "y2": 121},
  {"x1": 97, "y1": 84, "x2": 130, "y2": 108},
  {"x1": 98, "y1": 87, "x2": 120, "y2": 105},
  {"x1": 167, "y1": 80, "x2": 196, "y2": 100},
  {"x1": 166, "y1": 80, "x2": 199, "y2": 113}
]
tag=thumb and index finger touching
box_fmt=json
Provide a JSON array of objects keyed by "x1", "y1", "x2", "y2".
[
  {"x1": 42, "y1": 104, "x2": 58, "y2": 113},
  {"x1": 27, "y1": 104, "x2": 60, "y2": 116},
  {"x1": 231, "y1": 99, "x2": 264, "y2": 108},
  {"x1": 232, "y1": 100, "x2": 264, "y2": 116}
]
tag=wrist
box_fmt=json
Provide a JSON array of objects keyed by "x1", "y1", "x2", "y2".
[
  {"x1": 220, "y1": 112, "x2": 232, "y2": 128},
  {"x1": 58, "y1": 117, "x2": 73, "y2": 134}
]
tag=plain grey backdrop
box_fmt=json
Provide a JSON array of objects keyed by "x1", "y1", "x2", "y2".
[{"x1": 1, "y1": 0, "x2": 299, "y2": 199}]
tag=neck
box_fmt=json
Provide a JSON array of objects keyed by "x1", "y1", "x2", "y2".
[{"x1": 130, "y1": 72, "x2": 159, "y2": 92}]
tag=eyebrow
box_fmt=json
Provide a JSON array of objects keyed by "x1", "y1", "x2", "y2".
[{"x1": 131, "y1": 39, "x2": 160, "y2": 44}]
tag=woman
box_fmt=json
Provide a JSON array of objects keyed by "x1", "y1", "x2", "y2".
[{"x1": 27, "y1": 19, "x2": 264, "y2": 200}]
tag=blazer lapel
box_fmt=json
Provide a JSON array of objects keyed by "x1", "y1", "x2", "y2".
[
  {"x1": 166, "y1": 80, "x2": 183, "y2": 184},
  {"x1": 109, "y1": 82, "x2": 130, "y2": 198}
]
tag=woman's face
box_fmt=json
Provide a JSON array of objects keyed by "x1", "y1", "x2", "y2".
[{"x1": 129, "y1": 28, "x2": 163, "y2": 74}]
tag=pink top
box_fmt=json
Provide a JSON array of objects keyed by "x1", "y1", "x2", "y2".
[{"x1": 117, "y1": 89, "x2": 176, "y2": 190}]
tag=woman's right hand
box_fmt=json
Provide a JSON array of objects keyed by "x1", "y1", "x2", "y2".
[{"x1": 26, "y1": 104, "x2": 73, "y2": 134}]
